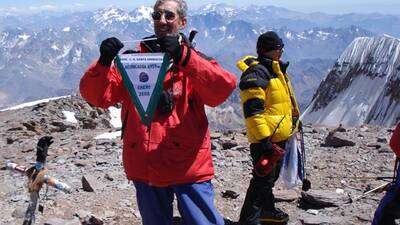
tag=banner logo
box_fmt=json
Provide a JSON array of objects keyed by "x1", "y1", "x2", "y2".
[{"x1": 139, "y1": 72, "x2": 149, "y2": 83}]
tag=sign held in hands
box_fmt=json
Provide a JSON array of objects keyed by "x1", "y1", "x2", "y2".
[{"x1": 115, "y1": 53, "x2": 170, "y2": 126}]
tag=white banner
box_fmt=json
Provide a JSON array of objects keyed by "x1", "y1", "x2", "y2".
[{"x1": 115, "y1": 53, "x2": 170, "y2": 125}]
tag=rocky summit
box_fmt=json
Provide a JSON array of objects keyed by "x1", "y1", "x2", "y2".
[{"x1": 0, "y1": 96, "x2": 397, "y2": 225}]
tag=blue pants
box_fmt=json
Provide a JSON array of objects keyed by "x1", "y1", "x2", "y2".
[
  {"x1": 372, "y1": 165, "x2": 400, "y2": 225},
  {"x1": 133, "y1": 180, "x2": 224, "y2": 225}
]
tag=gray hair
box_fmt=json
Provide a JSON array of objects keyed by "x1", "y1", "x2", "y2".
[{"x1": 153, "y1": 0, "x2": 188, "y2": 19}]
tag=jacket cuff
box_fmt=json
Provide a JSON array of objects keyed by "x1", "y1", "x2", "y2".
[{"x1": 88, "y1": 60, "x2": 112, "y2": 77}]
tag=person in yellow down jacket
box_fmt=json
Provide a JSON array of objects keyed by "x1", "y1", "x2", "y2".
[{"x1": 237, "y1": 31, "x2": 300, "y2": 225}]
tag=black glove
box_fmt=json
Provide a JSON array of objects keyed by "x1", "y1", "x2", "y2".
[
  {"x1": 259, "y1": 137, "x2": 273, "y2": 156},
  {"x1": 36, "y1": 136, "x2": 53, "y2": 163},
  {"x1": 122, "y1": 49, "x2": 139, "y2": 54},
  {"x1": 157, "y1": 35, "x2": 183, "y2": 64},
  {"x1": 99, "y1": 37, "x2": 124, "y2": 67}
]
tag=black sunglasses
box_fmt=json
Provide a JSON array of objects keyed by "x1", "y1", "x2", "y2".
[{"x1": 151, "y1": 10, "x2": 177, "y2": 22}]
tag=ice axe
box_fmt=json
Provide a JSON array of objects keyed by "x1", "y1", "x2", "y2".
[
  {"x1": 6, "y1": 136, "x2": 71, "y2": 225},
  {"x1": 24, "y1": 136, "x2": 53, "y2": 225}
]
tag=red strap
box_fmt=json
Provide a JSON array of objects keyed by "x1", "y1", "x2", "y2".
[{"x1": 390, "y1": 123, "x2": 400, "y2": 157}]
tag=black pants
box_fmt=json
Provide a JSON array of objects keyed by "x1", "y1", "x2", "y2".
[{"x1": 239, "y1": 142, "x2": 284, "y2": 225}]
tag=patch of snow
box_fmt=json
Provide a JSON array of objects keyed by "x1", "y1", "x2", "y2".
[
  {"x1": 18, "y1": 34, "x2": 30, "y2": 41},
  {"x1": 24, "y1": 64, "x2": 33, "y2": 70},
  {"x1": 383, "y1": 33, "x2": 395, "y2": 39},
  {"x1": 336, "y1": 189, "x2": 344, "y2": 194},
  {"x1": 72, "y1": 48, "x2": 82, "y2": 64},
  {"x1": 0, "y1": 33, "x2": 8, "y2": 46},
  {"x1": 307, "y1": 209, "x2": 319, "y2": 215},
  {"x1": 95, "y1": 131, "x2": 121, "y2": 140},
  {"x1": 285, "y1": 31, "x2": 293, "y2": 40},
  {"x1": 296, "y1": 32, "x2": 307, "y2": 40},
  {"x1": 202, "y1": 3, "x2": 215, "y2": 11},
  {"x1": 57, "y1": 44, "x2": 72, "y2": 60},
  {"x1": 227, "y1": 34, "x2": 235, "y2": 40},
  {"x1": 17, "y1": 33, "x2": 30, "y2": 46},
  {"x1": 51, "y1": 43, "x2": 59, "y2": 51},
  {"x1": 204, "y1": 30, "x2": 209, "y2": 38},
  {"x1": 317, "y1": 31, "x2": 331, "y2": 40},
  {"x1": 62, "y1": 111, "x2": 78, "y2": 123},
  {"x1": 108, "y1": 106, "x2": 122, "y2": 128},
  {"x1": 63, "y1": 27, "x2": 71, "y2": 32},
  {"x1": 132, "y1": 6, "x2": 152, "y2": 22}
]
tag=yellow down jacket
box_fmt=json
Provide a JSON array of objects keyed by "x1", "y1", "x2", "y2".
[{"x1": 237, "y1": 56, "x2": 300, "y2": 143}]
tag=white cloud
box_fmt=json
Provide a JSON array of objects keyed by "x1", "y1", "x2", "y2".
[
  {"x1": 8, "y1": 7, "x2": 19, "y2": 12},
  {"x1": 73, "y1": 3, "x2": 85, "y2": 7},
  {"x1": 28, "y1": 4, "x2": 58, "y2": 12},
  {"x1": 64, "y1": 3, "x2": 86, "y2": 11},
  {"x1": 4, "y1": 3, "x2": 88, "y2": 15},
  {"x1": 0, "y1": 7, "x2": 20, "y2": 15},
  {"x1": 0, "y1": 4, "x2": 59, "y2": 15}
]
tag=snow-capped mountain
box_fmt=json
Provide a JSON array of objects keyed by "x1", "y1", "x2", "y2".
[
  {"x1": 92, "y1": 6, "x2": 153, "y2": 31},
  {"x1": 197, "y1": 3, "x2": 238, "y2": 18},
  {"x1": 130, "y1": 6, "x2": 153, "y2": 22},
  {"x1": 93, "y1": 6, "x2": 133, "y2": 27},
  {"x1": 302, "y1": 36, "x2": 400, "y2": 127},
  {"x1": 193, "y1": 4, "x2": 400, "y2": 36}
]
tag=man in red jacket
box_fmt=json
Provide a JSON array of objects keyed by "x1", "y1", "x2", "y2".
[
  {"x1": 79, "y1": 0, "x2": 236, "y2": 224},
  {"x1": 372, "y1": 122, "x2": 400, "y2": 225}
]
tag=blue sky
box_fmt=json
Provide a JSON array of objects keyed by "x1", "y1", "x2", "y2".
[{"x1": 0, "y1": 0, "x2": 399, "y2": 14}]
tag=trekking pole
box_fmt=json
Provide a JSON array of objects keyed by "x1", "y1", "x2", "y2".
[
  {"x1": 326, "y1": 175, "x2": 393, "y2": 180},
  {"x1": 350, "y1": 182, "x2": 390, "y2": 203},
  {"x1": 299, "y1": 123, "x2": 311, "y2": 191}
]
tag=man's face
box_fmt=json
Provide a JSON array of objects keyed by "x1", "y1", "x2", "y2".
[
  {"x1": 272, "y1": 48, "x2": 283, "y2": 61},
  {"x1": 153, "y1": 1, "x2": 187, "y2": 37},
  {"x1": 264, "y1": 48, "x2": 284, "y2": 61}
]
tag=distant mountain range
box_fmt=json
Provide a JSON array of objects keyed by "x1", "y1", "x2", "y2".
[
  {"x1": 0, "y1": 3, "x2": 398, "y2": 128},
  {"x1": 1, "y1": 4, "x2": 399, "y2": 36}
]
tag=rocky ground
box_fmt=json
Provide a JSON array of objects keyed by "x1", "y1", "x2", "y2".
[{"x1": 0, "y1": 96, "x2": 398, "y2": 225}]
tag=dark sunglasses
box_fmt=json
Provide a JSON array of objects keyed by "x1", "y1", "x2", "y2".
[{"x1": 151, "y1": 10, "x2": 177, "y2": 22}]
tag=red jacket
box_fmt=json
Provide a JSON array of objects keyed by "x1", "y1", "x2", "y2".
[
  {"x1": 80, "y1": 43, "x2": 237, "y2": 187},
  {"x1": 391, "y1": 123, "x2": 400, "y2": 157}
]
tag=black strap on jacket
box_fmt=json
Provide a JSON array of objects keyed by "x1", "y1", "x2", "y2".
[{"x1": 394, "y1": 157, "x2": 400, "y2": 182}]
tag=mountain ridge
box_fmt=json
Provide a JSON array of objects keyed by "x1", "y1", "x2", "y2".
[{"x1": 302, "y1": 36, "x2": 400, "y2": 127}]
